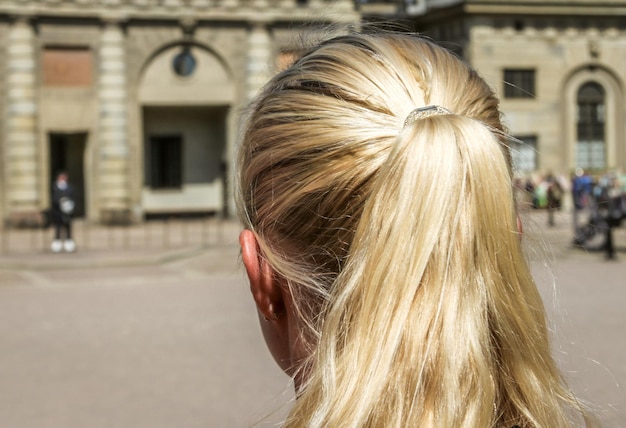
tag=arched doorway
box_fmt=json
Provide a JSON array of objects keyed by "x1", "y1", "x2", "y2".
[
  {"x1": 562, "y1": 66, "x2": 624, "y2": 172},
  {"x1": 576, "y1": 81, "x2": 606, "y2": 170},
  {"x1": 137, "y1": 43, "x2": 234, "y2": 217}
]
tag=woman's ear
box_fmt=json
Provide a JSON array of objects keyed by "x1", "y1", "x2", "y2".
[
  {"x1": 240, "y1": 230, "x2": 285, "y2": 320},
  {"x1": 239, "y1": 230, "x2": 293, "y2": 372},
  {"x1": 517, "y1": 215, "x2": 523, "y2": 240}
]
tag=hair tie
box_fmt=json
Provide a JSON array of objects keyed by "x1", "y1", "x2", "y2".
[{"x1": 403, "y1": 105, "x2": 452, "y2": 127}]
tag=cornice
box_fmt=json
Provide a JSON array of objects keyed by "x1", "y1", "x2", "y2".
[
  {"x1": 0, "y1": 0, "x2": 359, "y2": 24},
  {"x1": 464, "y1": 3, "x2": 626, "y2": 15}
]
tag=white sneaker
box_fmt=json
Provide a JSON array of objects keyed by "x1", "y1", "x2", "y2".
[
  {"x1": 51, "y1": 240, "x2": 63, "y2": 253},
  {"x1": 63, "y1": 239, "x2": 76, "y2": 253}
]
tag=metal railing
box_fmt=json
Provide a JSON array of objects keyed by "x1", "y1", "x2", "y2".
[{"x1": 0, "y1": 216, "x2": 236, "y2": 256}]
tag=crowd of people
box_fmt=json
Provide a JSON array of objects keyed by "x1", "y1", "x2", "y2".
[
  {"x1": 515, "y1": 169, "x2": 626, "y2": 258},
  {"x1": 517, "y1": 170, "x2": 625, "y2": 210},
  {"x1": 515, "y1": 174, "x2": 567, "y2": 213},
  {"x1": 572, "y1": 169, "x2": 626, "y2": 259}
]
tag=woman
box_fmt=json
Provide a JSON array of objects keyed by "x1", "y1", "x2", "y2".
[{"x1": 236, "y1": 33, "x2": 592, "y2": 427}]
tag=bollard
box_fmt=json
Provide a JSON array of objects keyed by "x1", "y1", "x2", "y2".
[
  {"x1": 163, "y1": 217, "x2": 169, "y2": 249},
  {"x1": 0, "y1": 228, "x2": 6, "y2": 255},
  {"x1": 145, "y1": 220, "x2": 151, "y2": 249},
  {"x1": 107, "y1": 223, "x2": 114, "y2": 249},
  {"x1": 30, "y1": 226, "x2": 38, "y2": 252},
  {"x1": 123, "y1": 223, "x2": 130, "y2": 249},
  {"x1": 40, "y1": 226, "x2": 47, "y2": 253},
  {"x1": 218, "y1": 216, "x2": 224, "y2": 244},
  {"x1": 83, "y1": 219, "x2": 90, "y2": 250},
  {"x1": 201, "y1": 216, "x2": 208, "y2": 247}
]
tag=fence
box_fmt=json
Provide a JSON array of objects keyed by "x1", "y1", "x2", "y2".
[{"x1": 0, "y1": 216, "x2": 237, "y2": 256}]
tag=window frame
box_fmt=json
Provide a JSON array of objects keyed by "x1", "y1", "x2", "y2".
[
  {"x1": 503, "y1": 68, "x2": 536, "y2": 99},
  {"x1": 576, "y1": 81, "x2": 606, "y2": 170}
]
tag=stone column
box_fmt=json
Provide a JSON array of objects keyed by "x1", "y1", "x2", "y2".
[
  {"x1": 246, "y1": 22, "x2": 272, "y2": 101},
  {"x1": 97, "y1": 21, "x2": 130, "y2": 224},
  {"x1": 5, "y1": 17, "x2": 38, "y2": 226}
]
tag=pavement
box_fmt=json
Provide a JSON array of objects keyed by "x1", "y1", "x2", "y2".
[
  {"x1": 0, "y1": 217, "x2": 243, "y2": 270},
  {"x1": 0, "y1": 210, "x2": 624, "y2": 270},
  {"x1": 0, "y1": 210, "x2": 624, "y2": 427}
]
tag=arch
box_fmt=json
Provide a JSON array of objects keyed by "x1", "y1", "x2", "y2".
[
  {"x1": 561, "y1": 64, "x2": 624, "y2": 171},
  {"x1": 138, "y1": 41, "x2": 235, "y2": 105},
  {"x1": 137, "y1": 41, "x2": 235, "y2": 217},
  {"x1": 137, "y1": 40, "x2": 234, "y2": 82}
]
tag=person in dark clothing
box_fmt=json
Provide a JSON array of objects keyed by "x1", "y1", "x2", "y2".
[
  {"x1": 597, "y1": 175, "x2": 625, "y2": 260},
  {"x1": 546, "y1": 174, "x2": 563, "y2": 227},
  {"x1": 50, "y1": 171, "x2": 75, "y2": 253}
]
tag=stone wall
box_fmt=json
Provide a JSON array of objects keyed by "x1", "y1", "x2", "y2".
[
  {"x1": 0, "y1": 1, "x2": 359, "y2": 225},
  {"x1": 469, "y1": 17, "x2": 626, "y2": 174},
  {"x1": 400, "y1": 2, "x2": 626, "y2": 176}
]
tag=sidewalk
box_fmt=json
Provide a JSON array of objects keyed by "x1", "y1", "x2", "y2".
[
  {"x1": 0, "y1": 217, "x2": 243, "y2": 270},
  {"x1": 0, "y1": 210, "x2": 623, "y2": 271}
]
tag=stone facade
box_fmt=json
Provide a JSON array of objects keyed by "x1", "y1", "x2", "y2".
[
  {"x1": 362, "y1": 0, "x2": 626, "y2": 177},
  {"x1": 0, "y1": 0, "x2": 358, "y2": 225},
  {"x1": 6, "y1": 0, "x2": 624, "y2": 226}
]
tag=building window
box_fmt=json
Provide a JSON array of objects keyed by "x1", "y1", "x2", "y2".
[
  {"x1": 510, "y1": 135, "x2": 538, "y2": 173},
  {"x1": 503, "y1": 69, "x2": 535, "y2": 98},
  {"x1": 149, "y1": 136, "x2": 183, "y2": 189},
  {"x1": 576, "y1": 82, "x2": 606, "y2": 170},
  {"x1": 42, "y1": 47, "x2": 93, "y2": 86}
]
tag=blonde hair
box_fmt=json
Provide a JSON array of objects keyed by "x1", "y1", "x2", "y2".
[{"x1": 237, "y1": 33, "x2": 592, "y2": 427}]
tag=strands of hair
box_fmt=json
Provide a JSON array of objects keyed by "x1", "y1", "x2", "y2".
[{"x1": 237, "y1": 33, "x2": 595, "y2": 427}]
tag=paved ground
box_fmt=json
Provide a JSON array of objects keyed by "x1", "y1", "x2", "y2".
[{"x1": 0, "y1": 211, "x2": 624, "y2": 427}]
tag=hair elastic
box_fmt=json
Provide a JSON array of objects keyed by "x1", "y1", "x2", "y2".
[{"x1": 403, "y1": 105, "x2": 452, "y2": 127}]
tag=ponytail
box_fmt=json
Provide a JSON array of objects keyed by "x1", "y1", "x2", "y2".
[{"x1": 286, "y1": 114, "x2": 554, "y2": 427}]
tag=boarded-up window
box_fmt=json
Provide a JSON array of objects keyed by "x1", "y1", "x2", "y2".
[{"x1": 43, "y1": 47, "x2": 93, "y2": 86}]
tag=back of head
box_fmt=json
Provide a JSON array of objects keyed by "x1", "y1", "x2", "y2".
[{"x1": 237, "y1": 33, "x2": 590, "y2": 427}]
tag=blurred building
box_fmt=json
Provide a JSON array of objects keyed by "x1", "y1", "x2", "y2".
[
  {"x1": 362, "y1": 0, "x2": 626, "y2": 177},
  {"x1": 0, "y1": 0, "x2": 357, "y2": 226},
  {"x1": 4, "y1": 0, "x2": 626, "y2": 227}
]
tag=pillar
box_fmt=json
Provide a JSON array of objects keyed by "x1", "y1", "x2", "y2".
[
  {"x1": 246, "y1": 22, "x2": 272, "y2": 101},
  {"x1": 97, "y1": 21, "x2": 130, "y2": 224},
  {"x1": 5, "y1": 17, "x2": 39, "y2": 226}
]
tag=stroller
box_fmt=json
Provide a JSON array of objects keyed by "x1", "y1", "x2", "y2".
[{"x1": 573, "y1": 181, "x2": 625, "y2": 259}]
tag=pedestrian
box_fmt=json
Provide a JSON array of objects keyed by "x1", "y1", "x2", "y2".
[
  {"x1": 546, "y1": 173, "x2": 563, "y2": 227},
  {"x1": 599, "y1": 173, "x2": 624, "y2": 260},
  {"x1": 236, "y1": 33, "x2": 594, "y2": 427},
  {"x1": 524, "y1": 177, "x2": 536, "y2": 209},
  {"x1": 50, "y1": 171, "x2": 75, "y2": 253},
  {"x1": 572, "y1": 168, "x2": 586, "y2": 235}
]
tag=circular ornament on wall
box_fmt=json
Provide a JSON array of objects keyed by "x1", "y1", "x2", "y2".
[{"x1": 172, "y1": 48, "x2": 197, "y2": 77}]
